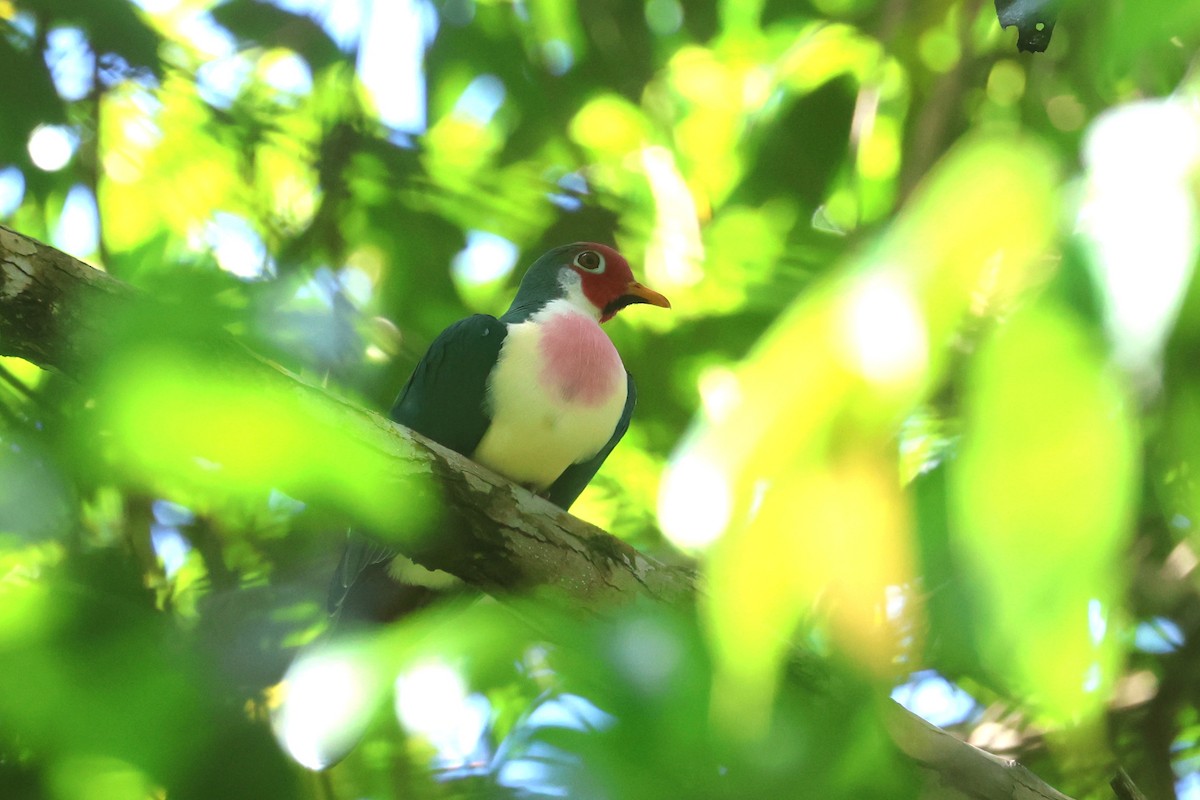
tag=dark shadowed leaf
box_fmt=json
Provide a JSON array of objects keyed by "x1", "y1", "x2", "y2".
[
  {"x1": 995, "y1": 0, "x2": 1061, "y2": 52},
  {"x1": 212, "y1": 0, "x2": 344, "y2": 70},
  {"x1": 0, "y1": 35, "x2": 67, "y2": 168},
  {"x1": 22, "y1": 0, "x2": 161, "y2": 75}
]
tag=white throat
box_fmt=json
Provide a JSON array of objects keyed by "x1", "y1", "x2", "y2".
[{"x1": 556, "y1": 268, "x2": 603, "y2": 321}]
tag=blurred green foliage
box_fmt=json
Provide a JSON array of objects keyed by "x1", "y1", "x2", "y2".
[{"x1": 2, "y1": 0, "x2": 1200, "y2": 798}]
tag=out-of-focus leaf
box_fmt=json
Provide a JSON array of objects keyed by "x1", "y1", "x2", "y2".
[
  {"x1": 743, "y1": 78, "x2": 856, "y2": 208},
  {"x1": 0, "y1": 36, "x2": 68, "y2": 169},
  {"x1": 1076, "y1": 97, "x2": 1200, "y2": 380},
  {"x1": 1081, "y1": 1, "x2": 1200, "y2": 99},
  {"x1": 276, "y1": 599, "x2": 534, "y2": 771},
  {"x1": 912, "y1": 464, "x2": 987, "y2": 680},
  {"x1": 211, "y1": 0, "x2": 344, "y2": 71},
  {"x1": 0, "y1": 430, "x2": 74, "y2": 541},
  {"x1": 506, "y1": 604, "x2": 921, "y2": 799},
  {"x1": 659, "y1": 135, "x2": 1059, "y2": 736},
  {"x1": 1160, "y1": 236, "x2": 1200, "y2": 571},
  {"x1": 84, "y1": 339, "x2": 436, "y2": 539},
  {"x1": 950, "y1": 301, "x2": 1138, "y2": 721},
  {"x1": 24, "y1": 0, "x2": 161, "y2": 74},
  {"x1": 99, "y1": 77, "x2": 246, "y2": 258},
  {"x1": 304, "y1": 601, "x2": 920, "y2": 799},
  {"x1": 704, "y1": 448, "x2": 912, "y2": 739},
  {"x1": 0, "y1": 549, "x2": 298, "y2": 799}
]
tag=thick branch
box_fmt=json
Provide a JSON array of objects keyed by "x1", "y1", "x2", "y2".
[
  {"x1": 0, "y1": 225, "x2": 130, "y2": 370},
  {"x1": 0, "y1": 225, "x2": 1083, "y2": 800},
  {"x1": 347, "y1": 397, "x2": 699, "y2": 607}
]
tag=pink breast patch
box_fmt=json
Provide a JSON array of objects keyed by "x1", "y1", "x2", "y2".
[{"x1": 538, "y1": 312, "x2": 623, "y2": 406}]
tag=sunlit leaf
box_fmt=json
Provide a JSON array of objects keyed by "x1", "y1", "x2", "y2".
[
  {"x1": 569, "y1": 93, "x2": 650, "y2": 161},
  {"x1": 660, "y1": 135, "x2": 1059, "y2": 736},
  {"x1": 90, "y1": 346, "x2": 436, "y2": 538},
  {"x1": 100, "y1": 76, "x2": 245, "y2": 257},
  {"x1": 950, "y1": 301, "x2": 1138, "y2": 721}
]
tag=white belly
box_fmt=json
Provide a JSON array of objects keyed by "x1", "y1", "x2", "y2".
[{"x1": 472, "y1": 303, "x2": 627, "y2": 489}]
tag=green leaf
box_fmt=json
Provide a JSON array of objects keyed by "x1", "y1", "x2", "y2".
[
  {"x1": 0, "y1": 35, "x2": 67, "y2": 168},
  {"x1": 950, "y1": 301, "x2": 1138, "y2": 721},
  {"x1": 211, "y1": 0, "x2": 344, "y2": 71}
]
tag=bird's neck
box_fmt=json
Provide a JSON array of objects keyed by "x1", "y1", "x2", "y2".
[{"x1": 502, "y1": 279, "x2": 602, "y2": 324}]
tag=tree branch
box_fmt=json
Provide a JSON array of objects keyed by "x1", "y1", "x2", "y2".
[
  {"x1": 0, "y1": 224, "x2": 1084, "y2": 800},
  {"x1": 0, "y1": 225, "x2": 131, "y2": 370},
  {"x1": 885, "y1": 705, "x2": 1075, "y2": 800}
]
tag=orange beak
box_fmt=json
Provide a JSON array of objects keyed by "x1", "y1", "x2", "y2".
[
  {"x1": 600, "y1": 280, "x2": 671, "y2": 322},
  {"x1": 622, "y1": 281, "x2": 671, "y2": 309}
]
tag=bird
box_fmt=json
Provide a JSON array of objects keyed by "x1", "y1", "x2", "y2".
[{"x1": 331, "y1": 242, "x2": 670, "y2": 621}]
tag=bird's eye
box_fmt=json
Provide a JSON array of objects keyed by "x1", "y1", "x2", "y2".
[{"x1": 573, "y1": 250, "x2": 605, "y2": 274}]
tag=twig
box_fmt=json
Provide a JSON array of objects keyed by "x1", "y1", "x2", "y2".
[{"x1": 1110, "y1": 768, "x2": 1148, "y2": 800}]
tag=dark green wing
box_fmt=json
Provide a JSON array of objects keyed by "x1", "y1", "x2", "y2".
[
  {"x1": 330, "y1": 315, "x2": 506, "y2": 618},
  {"x1": 545, "y1": 371, "x2": 636, "y2": 510},
  {"x1": 390, "y1": 314, "x2": 507, "y2": 452}
]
